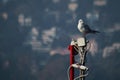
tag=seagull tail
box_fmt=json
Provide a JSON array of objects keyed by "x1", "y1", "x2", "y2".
[{"x1": 91, "y1": 30, "x2": 100, "y2": 34}]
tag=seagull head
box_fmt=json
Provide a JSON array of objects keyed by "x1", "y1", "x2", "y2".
[{"x1": 79, "y1": 19, "x2": 83, "y2": 24}]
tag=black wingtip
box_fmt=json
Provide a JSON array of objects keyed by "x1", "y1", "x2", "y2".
[{"x1": 92, "y1": 30, "x2": 100, "y2": 33}]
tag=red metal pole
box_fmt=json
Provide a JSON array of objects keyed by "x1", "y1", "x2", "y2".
[{"x1": 68, "y1": 45, "x2": 75, "y2": 80}]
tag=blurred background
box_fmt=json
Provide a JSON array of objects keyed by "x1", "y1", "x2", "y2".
[{"x1": 0, "y1": 0, "x2": 120, "y2": 80}]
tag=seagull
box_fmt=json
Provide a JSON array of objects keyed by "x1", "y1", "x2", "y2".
[{"x1": 77, "y1": 19, "x2": 99, "y2": 36}]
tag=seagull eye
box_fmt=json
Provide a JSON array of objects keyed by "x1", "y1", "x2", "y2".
[{"x1": 80, "y1": 20, "x2": 82, "y2": 22}]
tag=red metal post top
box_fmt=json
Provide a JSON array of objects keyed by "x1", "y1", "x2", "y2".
[{"x1": 68, "y1": 45, "x2": 75, "y2": 80}]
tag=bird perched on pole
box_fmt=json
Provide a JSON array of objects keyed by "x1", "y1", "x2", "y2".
[{"x1": 77, "y1": 19, "x2": 99, "y2": 36}]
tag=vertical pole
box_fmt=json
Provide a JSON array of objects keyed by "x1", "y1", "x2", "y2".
[
  {"x1": 79, "y1": 37, "x2": 87, "y2": 80},
  {"x1": 68, "y1": 45, "x2": 75, "y2": 80},
  {"x1": 80, "y1": 49, "x2": 87, "y2": 80},
  {"x1": 80, "y1": 49, "x2": 84, "y2": 80}
]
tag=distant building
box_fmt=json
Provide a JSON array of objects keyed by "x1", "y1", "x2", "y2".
[
  {"x1": 93, "y1": 0, "x2": 107, "y2": 6},
  {"x1": 18, "y1": 14, "x2": 32, "y2": 26}
]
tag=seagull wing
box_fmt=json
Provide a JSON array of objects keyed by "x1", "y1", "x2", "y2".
[
  {"x1": 84, "y1": 24, "x2": 100, "y2": 33},
  {"x1": 83, "y1": 24, "x2": 91, "y2": 31}
]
